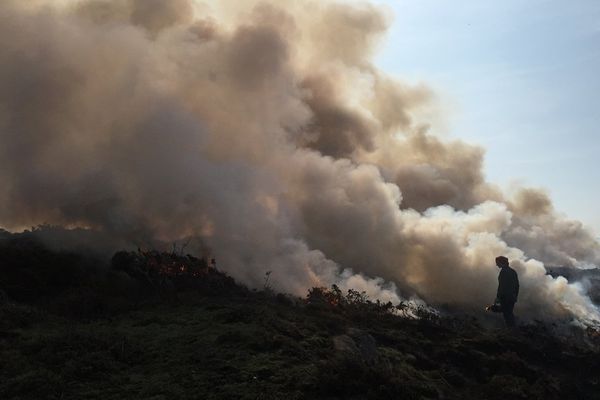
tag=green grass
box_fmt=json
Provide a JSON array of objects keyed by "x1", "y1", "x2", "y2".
[{"x1": 2, "y1": 291, "x2": 599, "y2": 400}]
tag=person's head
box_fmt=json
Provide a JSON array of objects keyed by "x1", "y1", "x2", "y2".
[{"x1": 495, "y1": 256, "x2": 509, "y2": 268}]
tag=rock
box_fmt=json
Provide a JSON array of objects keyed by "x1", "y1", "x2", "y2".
[
  {"x1": 333, "y1": 328, "x2": 378, "y2": 365},
  {"x1": 443, "y1": 369, "x2": 467, "y2": 387},
  {"x1": 405, "y1": 353, "x2": 417, "y2": 363},
  {"x1": 333, "y1": 335, "x2": 360, "y2": 356}
]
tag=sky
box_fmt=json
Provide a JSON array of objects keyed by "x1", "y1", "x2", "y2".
[{"x1": 369, "y1": 0, "x2": 600, "y2": 234}]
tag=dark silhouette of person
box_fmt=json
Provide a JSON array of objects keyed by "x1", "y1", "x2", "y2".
[{"x1": 492, "y1": 256, "x2": 519, "y2": 327}]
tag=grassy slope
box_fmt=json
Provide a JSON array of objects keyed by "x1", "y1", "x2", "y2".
[
  {"x1": 2, "y1": 290, "x2": 600, "y2": 400},
  {"x1": 0, "y1": 232, "x2": 599, "y2": 400}
]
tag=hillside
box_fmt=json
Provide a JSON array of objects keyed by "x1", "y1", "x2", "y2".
[{"x1": 1, "y1": 233, "x2": 599, "y2": 400}]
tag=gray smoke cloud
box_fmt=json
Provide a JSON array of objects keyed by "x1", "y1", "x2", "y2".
[{"x1": 0, "y1": 0, "x2": 598, "y2": 324}]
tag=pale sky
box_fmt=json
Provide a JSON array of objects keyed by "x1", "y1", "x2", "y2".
[{"x1": 370, "y1": 0, "x2": 600, "y2": 234}]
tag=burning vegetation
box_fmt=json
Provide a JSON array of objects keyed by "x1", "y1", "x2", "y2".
[
  {"x1": 109, "y1": 249, "x2": 245, "y2": 298},
  {"x1": 113, "y1": 250, "x2": 218, "y2": 287},
  {"x1": 306, "y1": 284, "x2": 438, "y2": 321}
]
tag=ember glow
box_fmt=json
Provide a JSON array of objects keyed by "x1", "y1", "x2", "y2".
[
  {"x1": 0, "y1": 0, "x2": 599, "y2": 325},
  {"x1": 111, "y1": 250, "x2": 217, "y2": 283}
]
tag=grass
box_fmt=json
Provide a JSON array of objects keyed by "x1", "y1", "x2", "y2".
[
  {"x1": 2, "y1": 291, "x2": 600, "y2": 400},
  {"x1": 1, "y1": 231, "x2": 599, "y2": 399}
]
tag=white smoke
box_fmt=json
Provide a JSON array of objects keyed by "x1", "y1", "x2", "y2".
[{"x1": 0, "y1": 0, "x2": 598, "y2": 324}]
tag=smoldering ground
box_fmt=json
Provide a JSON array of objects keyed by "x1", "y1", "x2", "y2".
[{"x1": 0, "y1": 0, "x2": 599, "y2": 325}]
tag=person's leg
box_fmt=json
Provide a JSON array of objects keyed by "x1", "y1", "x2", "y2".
[{"x1": 502, "y1": 301, "x2": 516, "y2": 327}]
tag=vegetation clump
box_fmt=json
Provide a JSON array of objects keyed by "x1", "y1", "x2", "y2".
[{"x1": 111, "y1": 249, "x2": 242, "y2": 295}]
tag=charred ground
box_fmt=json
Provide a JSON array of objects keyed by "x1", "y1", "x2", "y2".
[{"x1": 1, "y1": 230, "x2": 599, "y2": 400}]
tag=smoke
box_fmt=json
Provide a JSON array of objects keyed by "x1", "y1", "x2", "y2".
[{"x1": 0, "y1": 0, "x2": 599, "y2": 324}]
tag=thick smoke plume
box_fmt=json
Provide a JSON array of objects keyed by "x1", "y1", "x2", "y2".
[{"x1": 1, "y1": 0, "x2": 599, "y2": 324}]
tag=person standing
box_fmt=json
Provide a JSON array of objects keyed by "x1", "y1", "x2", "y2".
[{"x1": 490, "y1": 256, "x2": 519, "y2": 327}]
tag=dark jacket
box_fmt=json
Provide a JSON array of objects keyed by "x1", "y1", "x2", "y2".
[{"x1": 496, "y1": 266, "x2": 519, "y2": 304}]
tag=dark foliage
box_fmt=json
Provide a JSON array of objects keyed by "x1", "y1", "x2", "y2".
[
  {"x1": 111, "y1": 249, "x2": 244, "y2": 296},
  {"x1": 0, "y1": 231, "x2": 98, "y2": 302}
]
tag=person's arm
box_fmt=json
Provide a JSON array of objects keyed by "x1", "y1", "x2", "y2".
[
  {"x1": 514, "y1": 270, "x2": 519, "y2": 301},
  {"x1": 495, "y1": 270, "x2": 504, "y2": 304}
]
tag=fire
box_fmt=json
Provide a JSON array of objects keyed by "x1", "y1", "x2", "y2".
[{"x1": 112, "y1": 249, "x2": 218, "y2": 285}]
